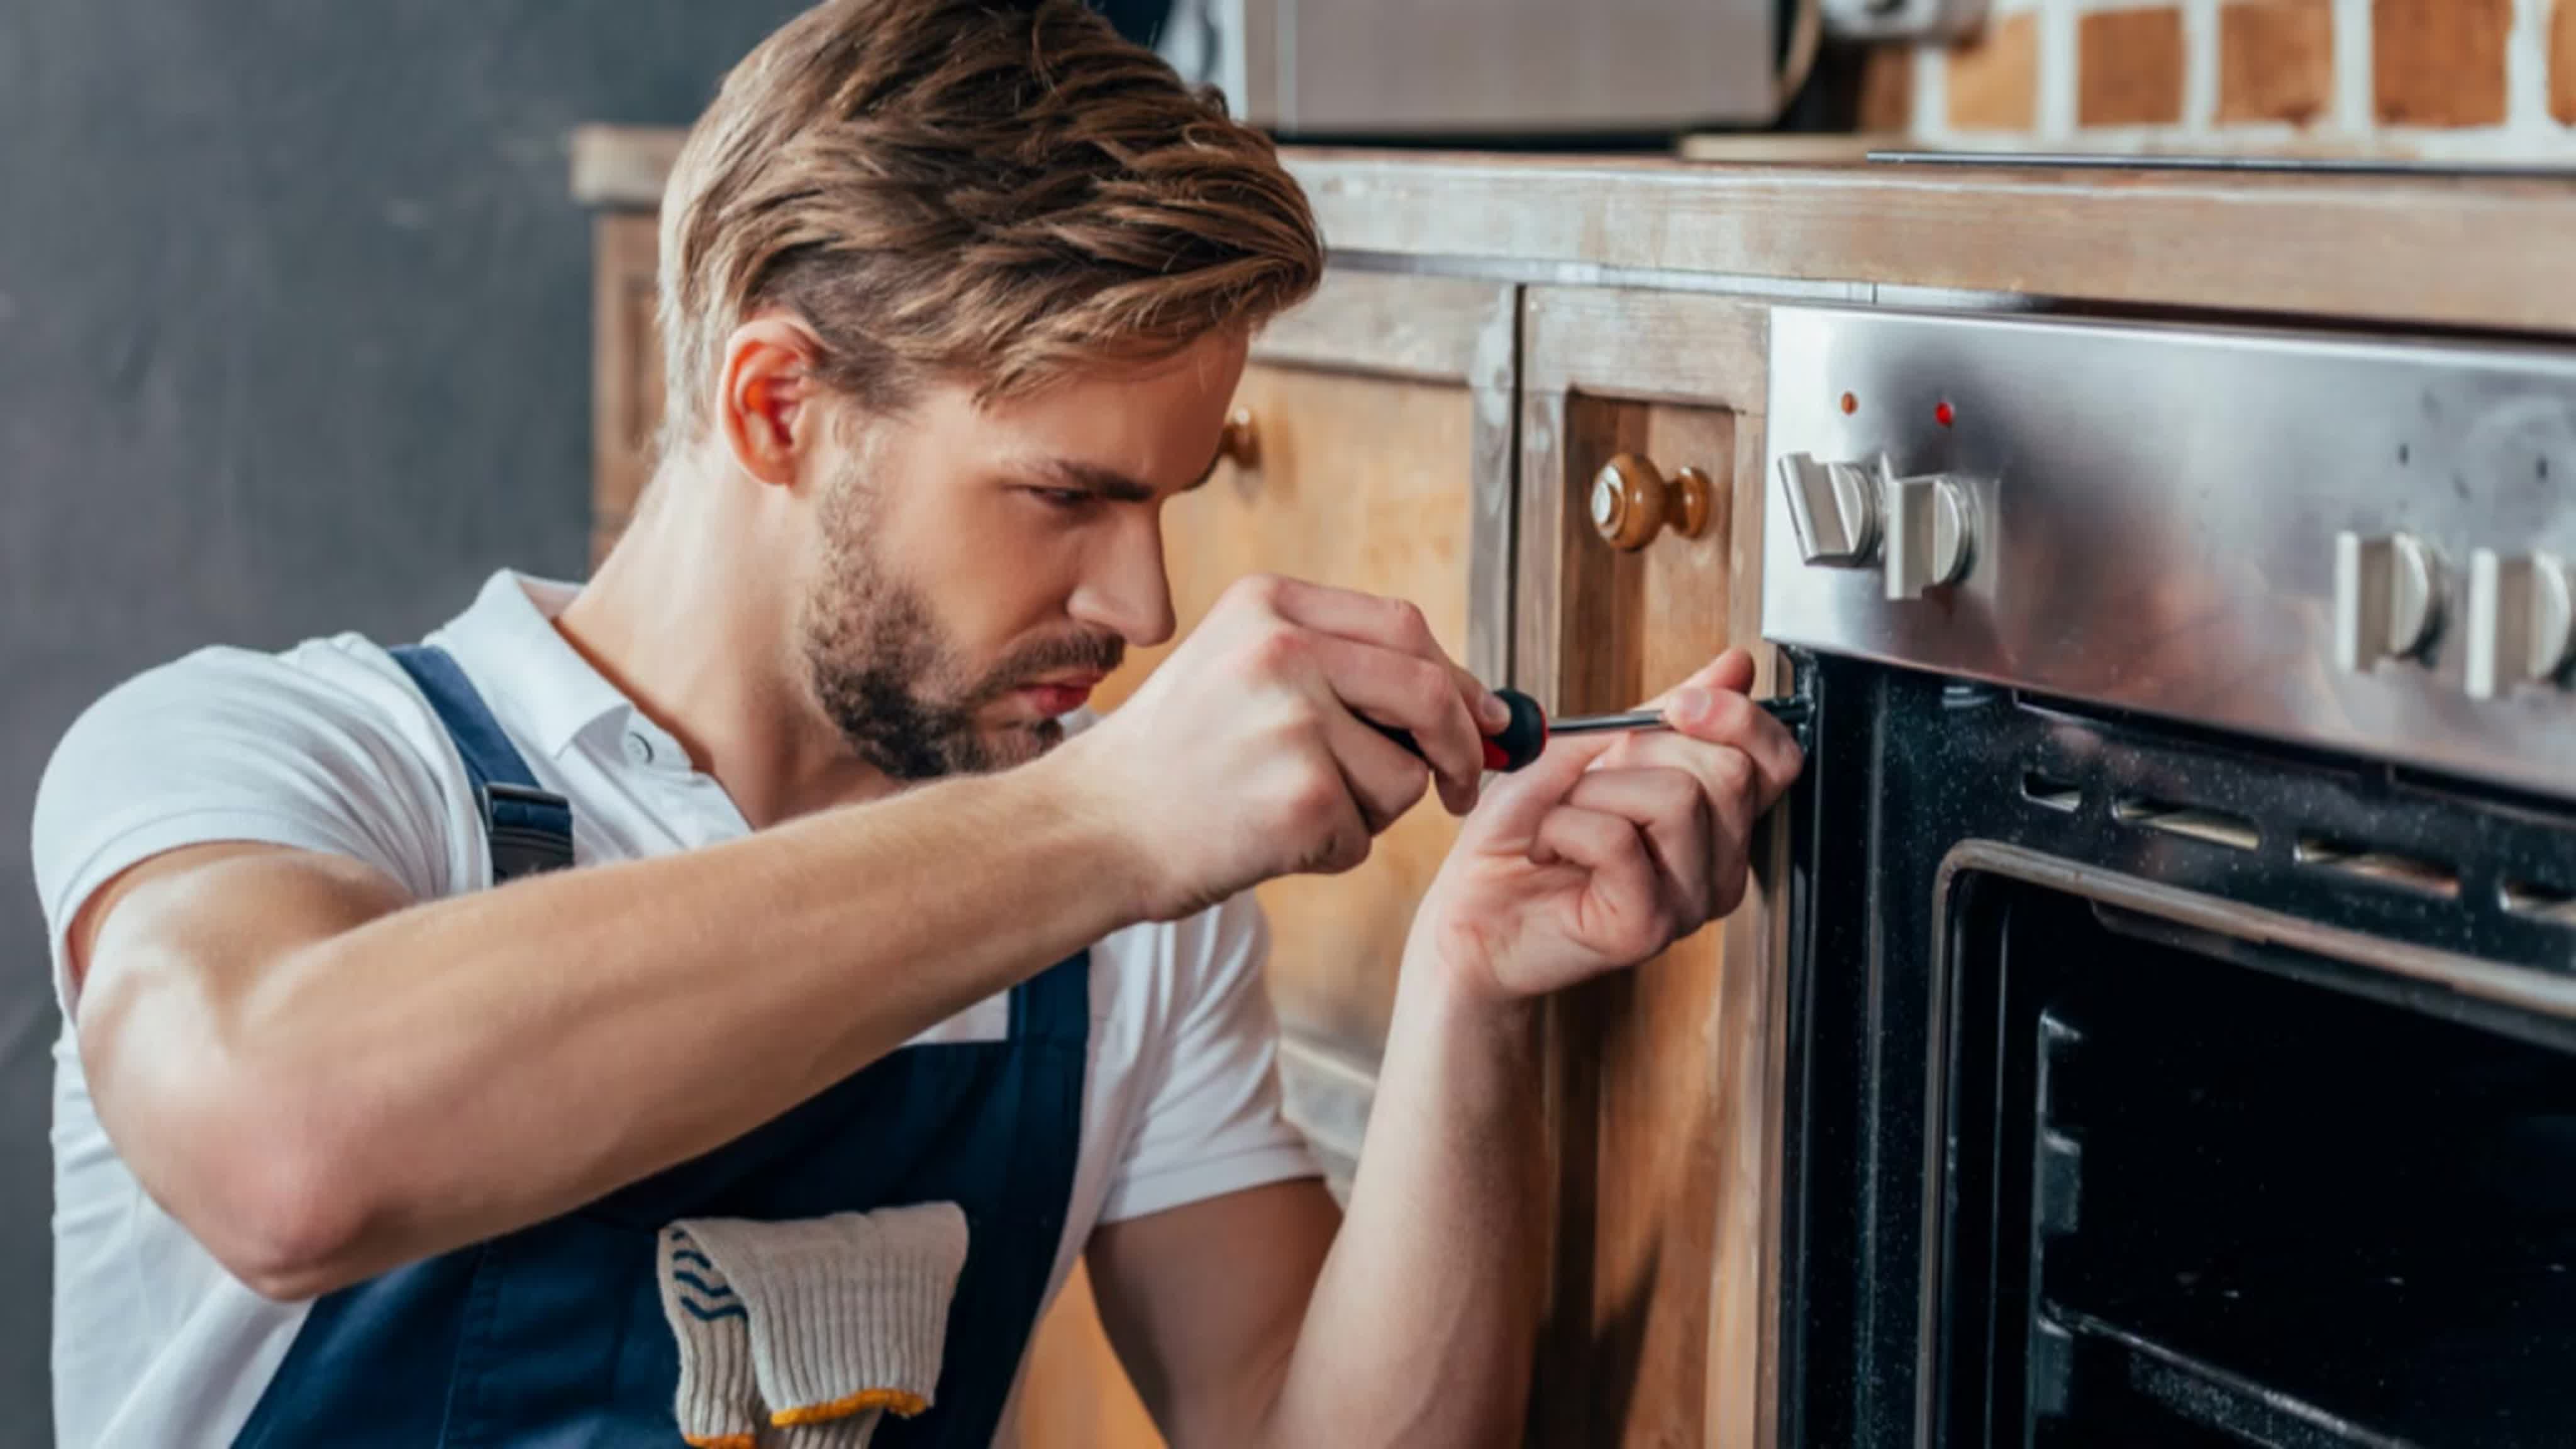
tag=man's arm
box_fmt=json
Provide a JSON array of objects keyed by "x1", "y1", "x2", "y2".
[
  {"x1": 75, "y1": 764, "x2": 1132, "y2": 1302},
  {"x1": 1086, "y1": 652, "x2": 1802, "y2": 1448},
  {"x1": 67, "y1": 574, "x2": 1502, "y2": 1302}
]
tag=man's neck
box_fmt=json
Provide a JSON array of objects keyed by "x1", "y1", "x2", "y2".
[{"x1": 555, "y1": 467, "x2": 901, "y2": 829}]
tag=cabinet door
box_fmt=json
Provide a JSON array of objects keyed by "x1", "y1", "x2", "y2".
[
  {"x1": 1516, "y1": 287, "x2": 1789, "y2": 1449},
  {"x1": 1023, "y1": 269, "x2": 1518, "y2": 1449}
]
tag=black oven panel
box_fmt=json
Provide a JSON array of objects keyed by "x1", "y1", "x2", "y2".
[{"x1": 1780, "y1": 658, "x2": 2576, "y2": 1449}]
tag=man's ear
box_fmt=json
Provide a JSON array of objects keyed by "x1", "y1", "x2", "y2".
[{"x1": 716, "y1": 315, "x2": 831, "y2": 491}]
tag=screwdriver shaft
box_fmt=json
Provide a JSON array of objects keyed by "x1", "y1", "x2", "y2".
[
  {"x1": 1370, "y1": 691, "x2": 1811, "y2": 775},
  {"x1": 1553, "y1": 696, "x2": 1812, "y2": 736}
]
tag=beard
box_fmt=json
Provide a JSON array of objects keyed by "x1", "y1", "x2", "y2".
[{"x1": 798, "y1": 475, "x2": 1123, "y2": 782}]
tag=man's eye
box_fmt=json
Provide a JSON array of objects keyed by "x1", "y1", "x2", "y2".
[{"x1": 1028, "y1": 488, "x2": 1093, "y2": 511}]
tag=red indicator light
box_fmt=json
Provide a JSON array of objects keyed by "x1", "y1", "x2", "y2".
[
  {"x1": 1840, "y1": 392, "x2": 1858, "y2": 416},
  {"x1": 1935, "y1": 401, "x2": 1956, "y2": 428}
]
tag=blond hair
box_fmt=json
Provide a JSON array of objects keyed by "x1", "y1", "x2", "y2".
[{"x1": 656, "y1": 0, "x2": 1321, "y2": 447}]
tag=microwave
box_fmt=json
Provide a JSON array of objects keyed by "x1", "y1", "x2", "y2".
[{"x1": 1156, "y1": 0, "x2": 1790, "y2": 136}]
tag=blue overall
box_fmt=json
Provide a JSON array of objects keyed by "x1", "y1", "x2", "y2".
[{"x1": 233, "y1": 645, "x2": 1089, "y2": 1448}]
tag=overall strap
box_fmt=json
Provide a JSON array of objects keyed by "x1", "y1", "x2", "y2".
[
  {"x1": 390, "y1": 643, "x2": 574, "y2": 884},
  {"x1": 1009, "y1": 948, "x2": 1091, "y2": 1045}
]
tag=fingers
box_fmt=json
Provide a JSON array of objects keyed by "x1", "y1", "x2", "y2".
[
  {"x1": 1665, "y1": 690, "x2": 1802, "y2": 810},
  {"x1": 1631, "y1": 649, "x2": 1802, "y2": 810},
  {"x1": 1528, "y1": 806, "x2": 1667, "y2": 955},
  {"x1": 1303, "y1": 634, "x2": 1486, "y2": 814},
  {"x1": 1562, "y1": 767, "x2": 1715, "y2": 927},
  {"x1": 1467, "y1": 728, "x2": 1629, "y2": 847},
  {"x1": 1318, "y1": 703, "x2": 1435, "y2": 835},
  {"x1": 1599, "y1": 726, "x2": 1770, "y2": 913},
  {"x1": 1261, "y1": 576, "x2": 1507, "y2": 724}
]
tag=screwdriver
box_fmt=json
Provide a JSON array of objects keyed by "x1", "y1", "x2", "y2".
[{"x1": 1377, "y1": 687, "x2": 1813, "y2": 774}]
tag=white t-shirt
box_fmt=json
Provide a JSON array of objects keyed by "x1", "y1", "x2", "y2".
[{"x1": 31, "y1": 570, "x2": 1318, "y2": 1449}]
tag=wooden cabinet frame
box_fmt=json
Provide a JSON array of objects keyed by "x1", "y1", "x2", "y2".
[{"x1": 1516, "y1": 287, "x2": 1791, "y2": 1449}]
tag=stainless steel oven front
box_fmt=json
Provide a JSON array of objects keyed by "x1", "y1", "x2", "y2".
[{"x1": 1761, "y1": 306, "x2": 2576, "y2": 1449}]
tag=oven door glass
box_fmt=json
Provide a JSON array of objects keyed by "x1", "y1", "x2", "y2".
[{"x1": 1935, "y1": 874, "x2": 2576, "y2": 1449}]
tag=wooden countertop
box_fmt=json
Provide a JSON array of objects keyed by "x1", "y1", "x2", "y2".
[{"x1": 572, "y1": 125, "x2": 2576, "y2": 336}]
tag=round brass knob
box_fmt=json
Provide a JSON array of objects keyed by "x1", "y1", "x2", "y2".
[
  {"x1": 1590, "y1": 453, "x2": 1712, "y2": 552},
  {"x1": 1216, "y1": 407, "x2": 1258, "y2": 469}
]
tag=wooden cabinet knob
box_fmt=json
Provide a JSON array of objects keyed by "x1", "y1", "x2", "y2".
[
  {"x1": 1217, "y1": 406, "x2": 1259, "y2": 469},
  {"x1": 1591, "y1": 453, "x2": 1711, "y2": 551}
]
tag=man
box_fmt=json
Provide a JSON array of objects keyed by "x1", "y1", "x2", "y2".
[{"x1": 30, "y1": 1, "x2": 1800, "y2": 1445}]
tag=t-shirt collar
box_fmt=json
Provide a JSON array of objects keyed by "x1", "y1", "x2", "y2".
[{"x1": 430, "y1": 570, "x2": 679, "y2": 764}]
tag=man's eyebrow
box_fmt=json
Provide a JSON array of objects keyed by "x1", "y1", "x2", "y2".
[{"x1": 1024, "y1": 452, "x2": 1225, "y2": 501}]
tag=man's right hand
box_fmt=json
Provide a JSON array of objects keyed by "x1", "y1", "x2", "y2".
[{"x1": 1056, "y1": 574, "x2": 1507, "y2": 922}]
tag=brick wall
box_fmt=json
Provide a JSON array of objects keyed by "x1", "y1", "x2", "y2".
[{"x1": 1884, "y1": 0, "x2": 2576, "y2": 161}]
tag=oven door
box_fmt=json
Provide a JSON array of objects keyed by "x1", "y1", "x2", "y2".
[{"x1": 1775, "y1": 657, "x2": 2576, "y2": 1449}]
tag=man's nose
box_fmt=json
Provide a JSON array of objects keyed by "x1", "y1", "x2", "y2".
[{"x1": 1068, "y1": 512, "x2": 1175, "y2": 648}]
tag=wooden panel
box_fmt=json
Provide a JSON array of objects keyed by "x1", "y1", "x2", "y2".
[
  {"x1": 591, "y1": 213, "x2": 663, "y2": 569},
  {"x1": 578, "y1": 126, "x2": 2576, "y2": 338},
  {"x1": 1252, "y1": 269, "x2": 1506, "y2": 385},
  {"x1": 1095, "y1": 362, "x2": 1478, "y2": 1060},
  {"x1": 1520, "y1": 287, "x2": 1784, "y2": 1449},
  {"x1": 1597, "y1": 402, "x2": 1738, "y2": 1449},
  {"x1": 1287, "y1": 150, "x2": 2576, "y2": 335},
  {"x1": 1253, "y1": 269, "x2": 1518, "y2": 688}
]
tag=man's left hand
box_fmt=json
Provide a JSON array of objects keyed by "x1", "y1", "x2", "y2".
[{"x1": 1408, "y1": 649, "x2": 1804, "y2": 1004}]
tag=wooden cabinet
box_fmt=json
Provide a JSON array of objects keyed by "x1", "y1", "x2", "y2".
[{"x1": 1514, "y1": 288, "x2": 1786, "y2": 1449}]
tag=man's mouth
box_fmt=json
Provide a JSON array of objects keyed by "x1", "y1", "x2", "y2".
[{"x1": 1013, "y1": 675, "x2": 1102, "y2": 716}]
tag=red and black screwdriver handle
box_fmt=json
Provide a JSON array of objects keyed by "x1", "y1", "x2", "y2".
[{"x1": 1372, "y1": 686, "x2": 1813, "y2": 774}]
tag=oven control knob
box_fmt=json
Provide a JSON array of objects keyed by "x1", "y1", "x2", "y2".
[
  {"x1": 1777, "y1": 452, "x2": 1882, "y2": 565},
  {"x1": 2465, "y1": 549, "x2": 2575, "y2": 699},
  {"x1": 1883, "y1": 472, "x2": 1977, "y2": 600},
  {"x1": 2333, "y1": 531, "x2": 2447, "y2": 674}
]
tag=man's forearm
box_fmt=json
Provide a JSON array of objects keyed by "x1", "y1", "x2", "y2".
[
  {"x1": 1257, "y1": 955, "x2": 1546, "y2": 1448},
  {"x1": 87, "y1": 749, "x2": 1139, "y2": 1296}
]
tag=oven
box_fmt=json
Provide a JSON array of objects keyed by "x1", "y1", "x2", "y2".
[{"x1": 1760, "y1": 308, "x2": 2576, "y2": 1448}]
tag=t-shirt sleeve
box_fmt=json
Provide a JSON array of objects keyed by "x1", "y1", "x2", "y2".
[
  {"x1": 29, "y1": 645, "x2": 456, "y2": 1016},
  {"x1": 1096, "y1": 892, "x2": 1323, "y2": 1223}
]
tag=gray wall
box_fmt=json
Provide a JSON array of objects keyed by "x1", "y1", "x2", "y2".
[{"x1": 0, "y1": 2, "x2": 811, "y2": 1433}]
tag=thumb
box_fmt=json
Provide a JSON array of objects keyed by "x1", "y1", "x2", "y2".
[
  {"x1": 1638, "y1": 649, "x2": 1757, "y2": 714},
  {"x1": 1467, "y1": 727, "x2": 1625, "y2": 849}
]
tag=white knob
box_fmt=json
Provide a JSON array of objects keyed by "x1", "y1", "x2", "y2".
[
  {"x1": 1776, "y1": 452, "x2": 1882, "y2": 566},
  {"x1": 2333, "y1": 531, "x2": 2446, "y2": 674},
  {"x1": 2466, "y1": 550, "x2": 2575, "y2": 699},
  {"x1": 1884, "y1": 473, "x2": 1976, "y2": 601}
]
